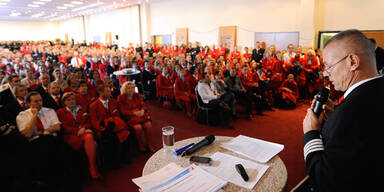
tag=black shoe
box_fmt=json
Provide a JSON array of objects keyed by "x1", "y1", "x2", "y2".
[{"x1": 256, "y1": 112, "x2": 264, "y2": 116}]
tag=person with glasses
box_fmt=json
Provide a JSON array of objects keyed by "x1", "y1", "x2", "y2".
[{"x1": 302, "y1": 29, "x2": 383, "y2": 191}]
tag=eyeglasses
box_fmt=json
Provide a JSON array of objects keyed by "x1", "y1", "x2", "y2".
[{"x1": 324, "y1": 54, "x2": 348, "y2": 74}]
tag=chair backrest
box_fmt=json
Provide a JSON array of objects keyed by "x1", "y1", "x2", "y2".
[{"x1": 195, "y1": 86, "x2": 205, "y2": 108}]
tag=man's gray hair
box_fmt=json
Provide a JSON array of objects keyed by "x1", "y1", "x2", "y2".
[{"x1": 324, "y1": 29, "x2": 375, "y2": 59}]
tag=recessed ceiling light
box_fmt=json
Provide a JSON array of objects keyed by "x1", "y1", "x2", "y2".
[
  {"x1": 0, "y1": 2, "x2": 7, "y2": 5},
  {"x1": 28, "y1": 4, "x2": 39, "y2": 7},
  {"x1": 64, "y1": 4, "x2": 75, "y2": 7},
  {"x1": 0, "y1": 0, "x2": 10, "y2": 2},
  {"x1": 10, "y1": 12, "x2": 21, "y2": 17},
  {"x1": 57, "y1": 6, "x2": 67, "y2": 9},
  {"x1": 33, "y1": 1, "x2": 45, "y2": 5},
  {"x1": 39, "y1": 0, "x2": 52, "y2": 2},
  {"x1": 71, "y1": 1, "x2": 84, "y2": 5}
]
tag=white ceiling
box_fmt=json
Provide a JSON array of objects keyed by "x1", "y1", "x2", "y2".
[{"x1": 0, "y1": 0, "x2": 153, "y2": 21}]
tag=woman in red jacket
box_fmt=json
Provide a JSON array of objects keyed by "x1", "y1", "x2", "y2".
[
  {"x1": 57, "y1": 92, "x2": 101, "y2": 179},
  {"x1": 117, "y1": 81, "x2": 155, "y2": 152},
  {"x1": 174, "y1": 68, "x2": 196, "y2": 117}
]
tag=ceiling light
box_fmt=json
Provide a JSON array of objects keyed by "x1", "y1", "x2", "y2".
[
  {"x1": 10, "y1": 12, "x2": 21, "y2": 17},
  {"x1": 39, "y1": 0, "x2": 51, "y2": 1},
  {"x1": 72, "y1": 2, "x2": 104, "y2": 12},
  {"x1": 32, "y1": 13, "x2": 44, "y2": 18},
  {"x1": 57, "y1": 6, "x2": 68, "y2": 9},
  {"x1": 33, "y1": 1, "x2": 45, "y2": 5},
  {"x1": 0, "y1": 0, "x2": 10, "y2": 2},
  {"x1": 64, "y1": 4, "x2": 75, "y2": 7},
  {"x1": 0, "y1": 2, "x2": 7, "y2": 5},
  {"x1": 28, "y1": 4, "x2": 39, "y2": 7},
  {"x1": 71, "y1": 1, "x2": 84, "y2": 5}
]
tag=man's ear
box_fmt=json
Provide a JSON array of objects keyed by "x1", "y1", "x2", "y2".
[{"x1": 349, "y1": 53, "x2": 360, "y2": 71}]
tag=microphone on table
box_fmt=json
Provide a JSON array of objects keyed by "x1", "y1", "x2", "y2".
[
  {"x1": 313, "y1": 87, "x2": 330, "y2": 117},
  {"x1": 182, "y1": 135, "x2": 215, "y2": 156}
]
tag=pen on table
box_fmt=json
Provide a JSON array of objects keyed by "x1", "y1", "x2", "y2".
[{"x1": 174, "y1": 143, "x2": 195, "y2": 156}]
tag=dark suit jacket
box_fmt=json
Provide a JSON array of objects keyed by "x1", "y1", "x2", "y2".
[
  {"x1": 303, "y1": 76, "x2": 384, "y2": 191},
  {"x1": 141, "y1": 69, "x2": 157, "y2": 91},
  {"x1": 0, "y1": 87, "x2": 15, "y2": 107},
  {"x1": 251, "y1": 48, "x2": 265, "y2": 62},
  {"x1": 224, "y1": 76, "x2": 245, "y2": 93},
  {"x1": 375, "y1": 46, "x2": 384, "y2": 73},
  {"x1": 29, "y1": 85, "x2": 61, "y2": 111},
  {"x1": 3, "y1": 100, "x2": 24, "y2": 126}
]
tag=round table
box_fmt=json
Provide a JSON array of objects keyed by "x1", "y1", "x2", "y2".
[
  {"x1": 143, "y1": 136, "x2": 288, "y2": 192},
  {"x1": 113, "y1": 68, "x2": 141, "y2": 76}
]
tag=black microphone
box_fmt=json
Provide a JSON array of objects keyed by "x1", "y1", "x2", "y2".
[
  {"x1": 313, "y1": 87, "x2": 330, "y2": 117},
  {"x1": 183, "y1": 135, "x2": 215, "y2": 156}
]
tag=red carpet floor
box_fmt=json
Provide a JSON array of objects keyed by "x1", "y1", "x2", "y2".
[{"x1": 83, "y1": 101, "x2": 309, "y2": 192}]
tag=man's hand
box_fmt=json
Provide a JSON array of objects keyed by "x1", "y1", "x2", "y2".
[
  {"x1": 77, "y1": 127, "x2": 86, "y2": 136},
  {"x1": 31, "y1": 107, "x2": 39, "y2": 117},
  {"x1": 303, "y1": 108, "x2": 321, "y2": 134},
  {"x1": 322, "y1": 98, "x2": 335, "y2": 118}
]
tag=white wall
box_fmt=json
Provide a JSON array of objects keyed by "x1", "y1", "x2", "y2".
[
  {"x1": 318, "y1": 0, "x2": 384, "y2": 31},
  {"x1": 0, "y1": 20, "x2": 60, "y2": 41},
  {"x1": 59, "y1": 5, "x2": 141, "y2": 47},
  {"x1": 150, "y1": 0, "x2": 301, "y2": 48}
]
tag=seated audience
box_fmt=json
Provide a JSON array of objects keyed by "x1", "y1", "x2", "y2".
[
  {"x1": 117, "y1": 81, "x2": 155, "y2": 152},
  {"x1": 274, "y1": 74, "x2": 299, "y2": 109},
  {"x1": 174, "y1": 68, "x2": 196, "y2": 117},
  {"x1": 89, "y1": 84, "x2": 131, "y2": 165},
  {"x1": 197, "y1": 72, "x2": 234, "y2": 128},
  {"x1": 57, "y1": 92, "x2": 101, "y2": 179},
  {"x1": 76, "y1": 79, "x2": 97, "y2": 111}
]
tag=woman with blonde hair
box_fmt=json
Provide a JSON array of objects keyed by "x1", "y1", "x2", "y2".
[{"x1": 117, "y1": 81, "x2": 155, "y2": 152}]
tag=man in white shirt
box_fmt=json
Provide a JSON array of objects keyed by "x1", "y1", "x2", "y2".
[
  {"x1": 16, "y1": 91, "x2": 63, "y2": 187},
  {"x1": 70, "y1": 51, "x2": 83, "y2": 69},
  {"x1": 283, "y1": 44, "x2": 296, "y2": 64},
  {"x1": 17, "y1": 91, "x2": 61, "y2": 140},
  {"x1": 197, "y1": 72, "x2": 234, "y2": 128}
]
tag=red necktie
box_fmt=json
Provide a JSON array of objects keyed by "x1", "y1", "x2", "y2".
[
  {"x1": 21, "y1": 102, "x2": 26, "y2": 110},
  {"x1": 335, "y1": 95, "x2": 344, "y2": 106},
  {"x1": 55, "y1": 96, "x2": 60, "y2": 105},
  {"x1": 36, "y1": 117, "x2": 44, "y2": 131}
]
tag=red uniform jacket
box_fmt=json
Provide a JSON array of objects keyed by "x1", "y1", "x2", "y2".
[
  {"x1": 240, "y1": 71, "x2": 258, "y2": 92},
  {"x1": 302, "y1": 55, "x2": 320, "y2": 71},
  {"x1": 76, "y1": 93, "x2": 97, "y2": 112},
  {"x1": 57, "y1": 106, "x2": 91, "y2": 150},
  {"x1": 117, "y1": 93, "x2": 151, "y2": 126},
  {"x1": 280, "y1": 80, "x2": 299, "y2": 104},
  {"x1": 156, "y1": 74, "x2": 174, "y2": 98},
  {"x1": 89, "y1": 98, "x2": 129, "y2": 142},
  {"x1": 174, "y1": 76, "x2": 195, "y2": 99}
]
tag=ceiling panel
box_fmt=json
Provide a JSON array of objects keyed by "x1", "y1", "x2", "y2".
[{"x1": 0, "y1": 0, "x2": 153, "y2": 21}]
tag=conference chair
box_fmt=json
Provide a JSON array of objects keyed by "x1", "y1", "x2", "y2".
[{"x1": 195, "y1": 88, "x2": 219, "y2": 126}]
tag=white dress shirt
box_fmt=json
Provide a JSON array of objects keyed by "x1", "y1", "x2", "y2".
[
  {"x1": 70, "y1": 56, "x2": 83, "y2": 68},
  {"x1": 197, "y1": 81, "x2": 217, "y2": 104},
  {"x1": 16, "y1": 107, "x2": 61, "y2": 140}
]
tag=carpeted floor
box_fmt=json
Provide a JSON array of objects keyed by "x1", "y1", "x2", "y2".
[{"x1": 82, "y1": 100, "x2": 309, "y2": 192}]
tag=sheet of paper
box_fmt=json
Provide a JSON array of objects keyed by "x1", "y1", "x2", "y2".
[
  {"x1": 221, "y1": 135, "x2": 284, "y2": 163},
  {"x1": 132, "y1": 162, "x2": 184, "y2": 190},
  {"x1": 143, "y1": 165, "x2": 227, "y2": 192},
  {"x1": 202, "y1": 152, "x2": 269, "y2": 189}
]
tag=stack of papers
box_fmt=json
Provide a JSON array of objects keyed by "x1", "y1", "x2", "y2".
[
  {"x1": 221, "y1": 135, "x2": 284, "y2": 163},
  {"x1": 132, "y1": 163, "x2": 227, "y2": 192},
  {"x1": 203, "y1": 152, "x2": 269, "y2": 189}
]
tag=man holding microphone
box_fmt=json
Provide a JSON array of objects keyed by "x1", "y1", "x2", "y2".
[{"x1": 302, "y1": 29, "x2": 383, "y2": 191}]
